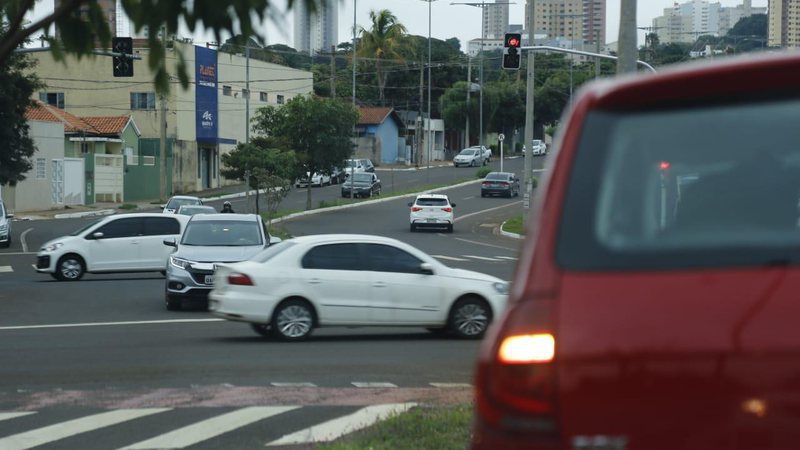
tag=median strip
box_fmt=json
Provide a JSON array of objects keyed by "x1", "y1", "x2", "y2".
[{"x1": 0, "y1": 318, "x2": 224, "y2": 331}]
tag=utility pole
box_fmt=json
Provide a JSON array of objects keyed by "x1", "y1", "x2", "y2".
[
  {"x1": 245, "y1": 40, "x2": 251, "y2": 144},
  {"x1": 159, "y1": 94, "x2": 167, "y2": 201},
  {"x1": 479, "y1": 0, "x2": 485, "y2": 148},
  {"x1": 330, "y1": 45, "x2": 337, "y2": 97},
  {"x1": 596, "y1": 30, "x2": 601, "y2": 78},
  {"x1": 418, "y1": 61, "x2": 424, "y2": 167},
  {"x1": 426, "y1": 0, "x2": 433, "y2": 179},
  {"x1": 351, "y1": 0, "x2": 357, "y2": 200},
  {"x1": 465, "y1": 56, "x2": 471, "y2": 148},
  {"x1": 522, "y1": 0, "x2": 535, "y2": 226},
  {"x1": 617, "y1": 0, "x2": 637, "y2": 74}
]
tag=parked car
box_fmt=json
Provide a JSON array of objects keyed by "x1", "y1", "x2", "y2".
[
  {"x1": 344, "y1": 158, "x2": 375, "y2": 176},
  {"x1": 35, "y1": 213, "x2": 189, "y2": 280},
  {"x1": 163, "y1": 213, "x2": 278, "y2": 310},
  {"x1": 328, "y1": 166, "x2": 347, "y2": 184},
  {"x1": 472, "y1": 53, "x2": 800, "y2": 449},
  {"x1": 453, "y1": 148, "x2": 485, "y2": 167},
  {"x1": 341, "y1": 172, "x2": 381, "y2": 198},
  {"x1": 409, "y1": 194, "x2": 455, "y2": 233},
  {"x1": 474, "y1": 145, "x2": 492, "y2": 163},
  {"x1": 480, "y1": 172, "x2": 519, "y2": 198},
  {"x1": 524, "y1": 139, "x2": 547, "y2": 156},
  {"x1": 176, "y1": 205, "x2": 217, "y2": 216},
  {"x1": 295, "y1": 172, "x2": 331, "y2": 188},
  {"x1": 162, "y1": 195, "x2": 203, "y2": 214},
  {"x1": 0, "y1": 200, "x2": 12, "y2": 248},
  {"x1": 209, "y1": 234, "x2": 509, "y2": 340}
]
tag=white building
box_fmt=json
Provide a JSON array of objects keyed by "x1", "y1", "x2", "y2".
[
  {"x1": 293, "y1": 0, "x2": 338, "y2": 55},
  {"x1": 654, "y1": 0, "x2": 766, "y2": 44}
]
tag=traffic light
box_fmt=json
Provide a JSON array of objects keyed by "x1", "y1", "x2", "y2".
[
  {"x1": 112, "y1": 37, "x2": 133, "y2": 77},
  {"x1": 502, "y1": 33, "x2": 521, "y2": 70}
]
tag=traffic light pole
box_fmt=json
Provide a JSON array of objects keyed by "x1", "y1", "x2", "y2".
[{"x1": 522, "y1": 0, "x2": 534, "y2": 228}]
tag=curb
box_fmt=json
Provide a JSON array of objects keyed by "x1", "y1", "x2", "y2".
[
  {"x1": 53, "y1": 209, "x2": 117, "y2": 220},
  {"x1": 499, "y1": 220, "x2": 523, "y2": 240},
  {"x1": 203, "y1": 188, "x2": 271, "y2": 202},
  {"x1": 269, "y1": 178, "x2": 483, "y2": 225}
]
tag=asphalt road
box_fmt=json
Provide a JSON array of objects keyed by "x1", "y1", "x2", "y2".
[{"x1": 0, "y1": 154, "x2": 547, "y2": 449}]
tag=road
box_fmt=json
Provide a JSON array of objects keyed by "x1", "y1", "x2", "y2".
[{"x1": 0, "y1": 155, "x2": 546, "y2": 449}]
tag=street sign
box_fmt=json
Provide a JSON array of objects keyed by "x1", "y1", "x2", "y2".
[{"x1": 498, "y1": 133, "x2": 505, "y2": 142}]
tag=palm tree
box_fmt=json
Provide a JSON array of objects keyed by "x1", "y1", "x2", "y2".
[{"x1": 357, "y1": 9, "x2": 408, "y2": 102}]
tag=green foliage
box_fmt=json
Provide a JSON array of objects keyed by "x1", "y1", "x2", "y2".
[
  {"x1": 357, "y1": 9, "x2": 408, "y2": 101},
  {"x1": 503, "y1": 215, "x2": 525, "y2": 235},
  {"x1": 253, "y1": 96, "x2": 358, "y2": 210},
  {"x1": 476, "y1": 166, "x2": 492, "y2": 178},
  {"x1": 0, "y1": 0, "x2": 317, "y2": 93},
  {"x1": 0, "y1": 46, "x2": 42, "y2": 186}
]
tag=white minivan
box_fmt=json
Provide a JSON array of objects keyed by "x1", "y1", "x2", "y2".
[{"x1": 36, "y1": 213, "x2": 190, "y2": 280}]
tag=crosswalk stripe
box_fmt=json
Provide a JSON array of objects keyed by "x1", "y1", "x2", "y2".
[
  {"x1": 494, "y1": 256, "x2": 518, "y2": 260},
  {"x1": 0, "y1": 266, "x2": 13, "y2": 273},
  {"x1": 429, "y1": 383, "x2": 472, "y2": 388},
  {"x1": 120, "y1": 406, "x2": 298, "y2": 450},
  {"x1": 463, "y1": 255, "x2": 502, "y2": 262},
  {"x1": 351, "y1": 382, "x2": 397, "y2": 388},
  {"x1": 0, "y1": 412, "x2": 36, "y2": 422},
  {"x1": 0, "y1": 408, "x2": 169, "y2": 450},
  {"x1": 270, "y1": 382, "x2": 317, "y2": 387},
  {"x1": 265, "y1": 403, "x2": 416, "y2": 446},
  {"x1": 432, "y1": 255, "x2": 469, "y2": 262}
]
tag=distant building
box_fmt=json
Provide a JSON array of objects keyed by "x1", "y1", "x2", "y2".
[
  {"x1": 54, "y1": 0, "x2": 118, "y2": 39},
  {"x1": 769, "y1": 0, "x2": 800, "y2": 48},
  {"x1": 526, "y1": 0, "x2": 606, "y2": 45},
  {"x1": 653, "y1": 0, "x2": 766, "y2": 44},
  {"x1": 483, "y1": 0, "x2": 510, "y2": 39},
  {"x1": 293, "y1": 0, "x2": 338, "y2": 55}
]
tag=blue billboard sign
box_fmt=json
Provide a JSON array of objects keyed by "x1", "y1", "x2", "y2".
[{"x1": 195, "y1": 46, "x2": 218, "y2": 143}]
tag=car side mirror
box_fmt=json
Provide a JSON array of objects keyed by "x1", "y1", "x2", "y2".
[
  {"x1": 269, "y1": 236, "x2": 282, "y2": 245},
  {"x1": 160, "y1": 204, "x2": 166, "y2": 209},
  {"x1": 6, "y1": 213, "x2": 13, "y2": 219},
  {"x1": 451, "y1": 203, "x2": 456, "y2": 208},
  {"x1": 163, "y1": 238, "x2": 177, "y2": 247},
  {"x1": 407, "y1": 202, "x2": 413, "y2": 207},
  {"x1": 92, "y1": 232, "x2": 104, "y2": 239},
  {"x1": 420, "y1": 262, "x2": 434, "y2": 275}
]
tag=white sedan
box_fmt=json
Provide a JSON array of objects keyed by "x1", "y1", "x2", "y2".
[{"x1": 209, "y1": 234, "x2": 509, "y2": 341}]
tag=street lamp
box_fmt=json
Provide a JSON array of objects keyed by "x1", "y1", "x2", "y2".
[
  {"x1": 420, "y1": 0, "x2": 438, "y2": 179},
  {"x1": 559, "y1": 12, "x2": 583, "y2": 106},
  {"x1": 351, "y1": 0, "x2": 357, "y2": 199}
]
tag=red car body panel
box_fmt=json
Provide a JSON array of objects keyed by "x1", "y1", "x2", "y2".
[{"x1": 473, "y1": 52, "x2": 800, "y2": 450}]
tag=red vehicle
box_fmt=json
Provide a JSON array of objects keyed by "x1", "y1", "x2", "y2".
[{"x1": 473, "y1": 52, "x2": 800, "y2": 450}]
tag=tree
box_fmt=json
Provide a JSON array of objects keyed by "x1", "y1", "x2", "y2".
[
  {"x1": 220, "y1": 138, "x2": 298, "y2": 218},
  {"x1": 357, "y1": 9, "x2": 408, "y2": 102},
  {"x1": 0, "y1": 0, "x2": 317, "y2": 93},
  {"x1": 253, "y1": 96, "x2": 358, "y2": 210},
  {"x1": 0, "y1": 44, "x2": 42, "y2": 186}
]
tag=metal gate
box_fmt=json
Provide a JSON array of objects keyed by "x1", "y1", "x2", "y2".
[{"x1": 50, "y1": 159, "x2": 64, "y2": 205}]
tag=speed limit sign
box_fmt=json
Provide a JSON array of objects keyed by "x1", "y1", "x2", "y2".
[{"x1": 498, "y1": 133, "x2": 505, "y2": 141}]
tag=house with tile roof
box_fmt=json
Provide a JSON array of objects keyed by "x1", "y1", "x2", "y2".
[
  {"x1": 1, "y1": 102, "x2": 149, "y2": 211},
  {"x1": 354, "y1": 107, "x2": 405, "y2": 165}
]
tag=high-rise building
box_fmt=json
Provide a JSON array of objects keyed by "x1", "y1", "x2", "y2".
[
  {"x1": 294, "y1": 0, "x2": 338, "y2": 55},
  {"x1": 483, "y1": 0, "x2": 510, "y2": 39},
  {"x1": 527, "y1": 0, "x2": 606, "y2": 44},
  {"x1": 654, "y1": 0, "x2": 766, "y2": 44},
  {"x1": 54, "y1": 0, "x2": 118, "y2": 39},
  {"x1": 769, "y1": 0, "x2": 800, "y2": 48}
]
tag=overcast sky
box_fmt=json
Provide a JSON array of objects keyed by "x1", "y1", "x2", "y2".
[{"x1": 28, "y1": 0, "x2": 769, "y2": 49}]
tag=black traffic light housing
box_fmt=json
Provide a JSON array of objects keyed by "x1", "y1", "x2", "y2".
[
  {"x1": 502, "y1": 33, "x2": 522, "y2": 70},
  {"x1": 112, "y1": 37, "x2": 134, "y2": 77}
]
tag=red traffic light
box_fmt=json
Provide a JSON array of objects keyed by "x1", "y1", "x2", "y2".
[
  {"x1": 508, "y1": 37, "x2": 520, "y2": 47},
  {"x1": 659, "y1": 161, "x2": 671, "y2": 170},
  {"x1": 504, "y1": 33, "x2": 522, "y2": 48}
]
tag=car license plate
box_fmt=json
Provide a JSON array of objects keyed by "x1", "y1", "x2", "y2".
[
  {"x1": 204, "y1": 275, "x2": 214, "y2": 285},
  {"x1": 427, "y1": 219, "x2": 437, "y2": 223}
]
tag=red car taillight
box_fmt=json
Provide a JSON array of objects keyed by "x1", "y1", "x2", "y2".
[
  {"x1": 411, "y1": 207, "x2": 423, "y2": 212},
  {"x1": 441, "y1": 207, "x2": 453, "y2": 213},
  {"x1": 482, "y1": 182, "x2": 490, "y2": 186},
  {"x1": 228, "y1": 273, "x2": 254, "y2": 286},
  {"x1": 475, "y1": 297, "x2": 559, "y2": 439}
]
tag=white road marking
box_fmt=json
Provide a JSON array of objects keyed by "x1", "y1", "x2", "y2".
[
  {"x1": 0, "y1": 266, "x2": 13, "y2": 273},
  {"x1": 265, "y1": 403, "x2": 416, "y2": 447},
  {"x1": 532, "y1": 169, "x2": 548, "y2": 173},
  {"x1": 429, "y1": 383, "x2": 472, "y2": 388},
  {"x1": 432, "y1": 255, "x2": 469, "y2": 262},
  {"x1": 0, "y1": 408, "x2": 169, "y2": 450},
  {"x1": 0, "y1": 252, "x2": 36, "y2": 256},
  {"x1": 0, "y1": 412, "x2": 36, "y2": 422},
  {"x1": 454, "y1": 237, "x2": 517, "y2": 251},
  {"x1": 495, "y1": 256, "x2": 518, "y2": 260},
  {"x1": 271, "y1": 382, "x2": 317, "y2": 387},
  {"x1": 455, "y1": 200, "x2": 522, "y2": 223},
  {"x1": 351, "y1": 382, "x2": 397, "y2": 388},
  {"x1": 0, "y1": 318, "x2": 225, "y2": 331},
  {"x1": 463, "y1": 255, "x2": 502, "y2": 262},
  {"x1": 20, "y1": 228, "x2": 33, "y2": 253},
  {"x1": 121, "y1": 406, "x2": 298, "y2": 450},
  {"x1": 462, "y1": 196, "x2": 476, "y2": 200}
]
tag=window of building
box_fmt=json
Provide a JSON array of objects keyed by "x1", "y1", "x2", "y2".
[
  {"x1": 259, "y1": 92, "x2": 268, "y2": 102},
  {"x1": 35, "y1": 158, "x2": 46, "y2": 180},
  {"x1": 277, "y1": 94, "x2": 285, "y2": 104},
  {"x1": 130, "y1": 92, "x2": 156, "y2": 110},
  {"x1": 223, "y1": 85, "x2": 232, "y2": 96},
  {"x1": 39, "y1": 92, "x2": 65, "y2": 109}
]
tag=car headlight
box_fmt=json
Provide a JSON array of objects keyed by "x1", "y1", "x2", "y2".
[
  {"x1": 493, "y1": 282, "x2": 509, "y2": 295},
  {"x1": 0, "y1": 224, "x2": 7, "y2": 233},
  {"x1": 41, "y1": 242, "x2": 63, "y2": 252},
  {"x1": 170, "y1": 256, "x2": 192, "y2": 270}
]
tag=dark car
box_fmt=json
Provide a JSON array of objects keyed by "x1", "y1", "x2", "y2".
[
  {"x1": 480, "y1": 172, "x2": 519, "y2": 198},
  {"x1": 341, "y1": 172, "x2": 381, "y2": 198},
  {"x1": 472, "y1": 53, "x2": 800, "y2": 450}
]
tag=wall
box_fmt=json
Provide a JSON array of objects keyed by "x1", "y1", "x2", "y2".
[
  {"x1": 375, "y1": 120, "x2": 400, "y2": 164},
  {"x1": 1, "y1": 121, "x2": 65, "y2": 211}
]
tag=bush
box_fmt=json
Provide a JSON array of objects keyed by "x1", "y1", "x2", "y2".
[
  {"x1": 476, "y1": 166, "x2": 492, "y2": 178},
  {"x1": 118, "y1": 203, "x2": 138, "y2": 210},
  {"x1": 531, "y1": 176, "x2": 539, "y2": 189}
]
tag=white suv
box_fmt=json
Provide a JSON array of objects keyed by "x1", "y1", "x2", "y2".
[
  {"x1": 36, "y1": 213, "x2": 189, "y2": 280},
  {"x1": 453, "y1": 148, "x2": 485, "y2": 167},
  {"x1": 409, "y1": 194, "x2": 456, "y2": 233}
]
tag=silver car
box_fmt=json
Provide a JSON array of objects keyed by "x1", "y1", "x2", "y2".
[
  {"x1": 163, "y1": 213, "x2": 279, "y2": 310},
  {"x1": 0, "y1": 200, "x2": 12, "y2": 248}
]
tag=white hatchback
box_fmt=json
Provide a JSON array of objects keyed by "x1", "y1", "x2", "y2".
[
  {"x1": 36, "y1": 213, "x2": 190, "y2": 280},
  {"x1": 409, "y1": 194, "x2": 455, "y2": 233},
  {"x1": 209, "y1": 234, "x2": 509, "y2": 341}
]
